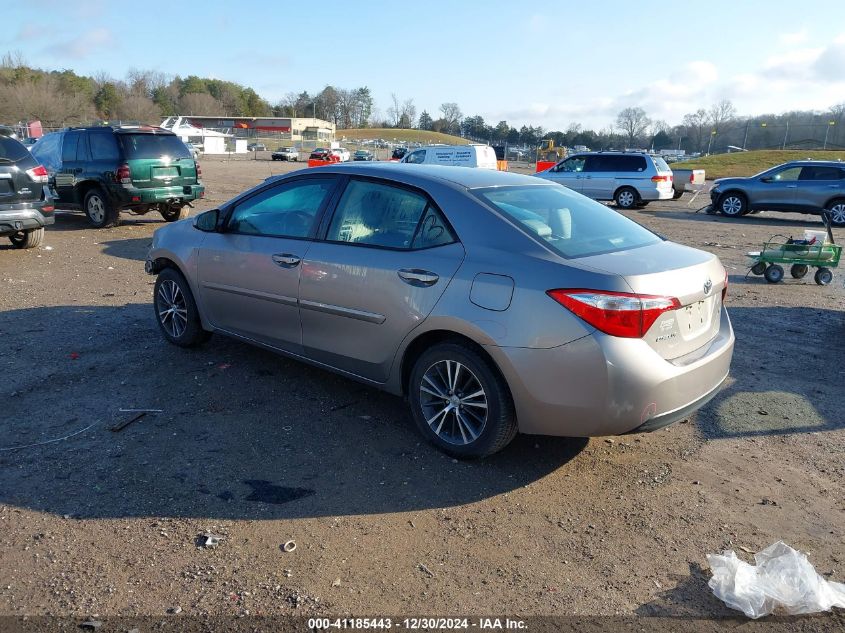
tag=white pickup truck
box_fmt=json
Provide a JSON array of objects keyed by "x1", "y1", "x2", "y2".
[{"x1": 670, "y1": 168, "x2": 706, "y2": 199}]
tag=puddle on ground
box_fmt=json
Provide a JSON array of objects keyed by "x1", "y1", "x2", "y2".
[{"x1": 243, "y1": 479, "x2": 315, "y2": 505}]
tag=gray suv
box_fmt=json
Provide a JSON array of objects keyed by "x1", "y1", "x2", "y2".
[
  {"x1": 710, "y1": 160, "x2": 845, "y2": 226},
  {"x1": 535, "y1": 151, "x2": 674, "y2": 208}
]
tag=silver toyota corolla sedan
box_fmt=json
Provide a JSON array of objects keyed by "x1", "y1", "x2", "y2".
[{"x1": 146, "y1": 163, "x2": 734, "y2": 457}]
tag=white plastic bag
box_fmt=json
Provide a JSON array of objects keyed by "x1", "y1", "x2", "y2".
[{"x1": 707, "y1": 541, "x2": 845, "y2": 618}]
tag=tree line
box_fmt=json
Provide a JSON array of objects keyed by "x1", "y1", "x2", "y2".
[{"x1": 2, "y1": 53, "x2": 844, "y2": 153}]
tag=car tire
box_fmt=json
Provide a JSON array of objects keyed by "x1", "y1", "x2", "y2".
[
  {"x1": 790, "y1": 264, "x2": 809, "y2": 279},
  {"x1": 672, "y1": 190, "x2": 684, "y2": 200},
  {"x1": 717, "y1": 192, "x2": 747, "y2": 217},
  {"x1": 826, "y1": 200, "x2": 845, "y2": 227},
  {"x1": 408, "y1": 342, "x2": 517, "y2": 459},
  {"x1": 764, "y1": 264, "x2": 784, "y2": 283},
  {"x1": 9, "y1": 227, "x2": 44, "y2": 249},
  {"x1": 153, "y1": 267, "x2": 210, "y2": 347},
  {"x1": 84, "y1": 188, "x2": 119, "y2": 228},
  {"x1": 614, "y1": 187, "x2": 639, "y2": 209},
  {"x1": 814, "y1": 267, "x2": 833, "y2": 286},
  {"x1": 160, "y1": 204, "x2": 189, "y2": 222}
]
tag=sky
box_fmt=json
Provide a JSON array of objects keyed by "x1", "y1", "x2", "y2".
[{"x1": 3, "y1": 0, "x2": 845, "y2": 130}]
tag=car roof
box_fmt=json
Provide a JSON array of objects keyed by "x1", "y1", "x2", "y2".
[
  {"x1": 295, "y1": 162, "x2": 548, "y2": 190},
  {"x1": 782, "y1": 160, "x2": 845, "y2": 167}
]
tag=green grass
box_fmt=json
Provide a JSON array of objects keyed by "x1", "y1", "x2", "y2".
[
  {"x1": 335, "y1": 128, "x2": 473, "y2": 145},
  {"x1": 672, "y1": 150, "x2": 845, "y2": 180}
]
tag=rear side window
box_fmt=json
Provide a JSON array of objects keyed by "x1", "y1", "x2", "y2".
[
  {"x1": 0, "y1": 136, "x2": 31, "y2": 162},
  {"x1": 799, "y1": 166, "x2": 844, "y2": 180},
  {"x1": 477, "y1": 185, "x2": 660, "y2": 258},
  {"x1": 118, "y1": 134, "x2": 190, "y2": 159},
  {"x1": 89, "y1": 132, "x2": 121, "y2": 161},
  {"x1": 327, "y1": 179, "x2": 453, "y2": 249},
  {"x1": 651, "y1": 156, "x2": 671, "y2": 172}
]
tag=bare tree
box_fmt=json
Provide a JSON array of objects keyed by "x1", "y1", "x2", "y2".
[
  {"x1": 439, "y1": 102, "x2": 462, "y2": 134},
  {"x1": 115, "y1": 94, "x2": 161, "y2": 123},
  {"x1": 615, "y1": 107, "x2": 651, "y2": 147},
  {"x1": 399, "y1": 98, "x2": 416, "y2": 129},
  {"x1": 682, "y1": 109, "x2": 708, "y2": 152},
  {"x1": 0, "y1": 75, "x2": 92, "y2": 126},
  {"x1": 179, "y1": 92, "x2": 221, "y2": 115},
  {"x1": 707, "y1": 99, "x2": 736, "y2": 134},
  {"x1": 387, "y1": 93, "x2": 401, "y2": 127}
]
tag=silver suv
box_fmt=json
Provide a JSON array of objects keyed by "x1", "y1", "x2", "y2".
[
  {"x1": 710, "y1": 161, "x2": 845, "y2": 226},
  {"x1": 535, "y1": 151, "x2": 674, "y2": 208}
]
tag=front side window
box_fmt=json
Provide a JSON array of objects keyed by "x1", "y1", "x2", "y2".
[
  {"x1": 477, "y1": 184, "x2": 660, "y2": 258},
  {"x1": 227, "y1": 177, "x2": 336, "y2": 238},
  {"x1": 559, "y1": 156, "x2": 585, "y2": 172},
  {"x1": 327, "y1": 179, "x2": 451, "y2": 249},
  {"x1": 771, "y1": 167, "x2": 801, "y2": 182},
  {"x1": 405, "y1": 150, "x2": 426, "y2": 164},
  {"x1": 61, "y1": 131, "x2": 81, "y2": 162}
]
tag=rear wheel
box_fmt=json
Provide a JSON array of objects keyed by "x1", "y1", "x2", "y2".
[
  {"x1": 159, "y1": 203, "x2": 189, "y2": 222},
  {"x1": 84, "y1": 188, "x2": 119, "y2": 228},
  {"x1": 672, "y1": 190, "x2": 684, "y2": 200},
  {"x1": 408, "y1": 342, "x2": 517, "y2": 459},
  {"x1": 790, "y1": 264, "x2": 809, "y2": 279},
  {"x1": 718, "y1": 192, "x2": 747, "y2": 217},
  {"x1": 814, "y1": 267, "x2": 833, "y2": 286},
  {"x1": 153, "y1": 268, "x2": 210, "y2": 347},
  {"x1": 764, "y1": 264, "x2": 784, "y2": 283},
  {"x1": 826, "y1": 200, "x2": 845, "y2": 227},
  {"x1": 614, "y1": 187, "x2": 638, "y2": 209},
  {"x1": 9, "y1": 228, "x2": 44, "y2": 249}
]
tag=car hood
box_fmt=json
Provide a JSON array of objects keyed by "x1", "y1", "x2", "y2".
[{"x1": 712, "y1": 176, "x2": 752, "y2": 186}]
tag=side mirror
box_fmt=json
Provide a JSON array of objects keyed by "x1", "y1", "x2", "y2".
[
  {"x1": 194, "y1": 208, "x2": 219, "y2": 232},
  {"x1": 760, "y1": 176, "x2": 772, "y2": 183}
]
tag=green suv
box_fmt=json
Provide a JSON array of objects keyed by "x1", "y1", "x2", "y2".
[{"x1": 31, "y1": 126, "x2": 205, "y2": 228}]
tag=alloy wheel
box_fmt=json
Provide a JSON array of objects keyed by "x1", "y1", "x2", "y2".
[
  {"x1": 156, "y1": 279, "x2": 188, "y2": 338},
  {"x1": 829, "y1": 203, "x2": 845, "y2": 225},
  {"x1": 617, "y1": 190, "x2": 635, "y2": 208},
  {"x1": 721, "y1": 196, "x2": 744, "y2": 216},
  {"x1": 87, "y1": 195, "x2": 105, "y2": 223},
  {"x1": 419, "y1": 360, "x2": 488, "y2": 446}
]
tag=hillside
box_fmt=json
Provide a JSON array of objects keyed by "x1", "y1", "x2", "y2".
[
  {"x1": 672, "y1": 150, "x2": 845, "y2": 180},
  {"x1": 335, "y1": 128, "x2": 473, "y2": 145}
]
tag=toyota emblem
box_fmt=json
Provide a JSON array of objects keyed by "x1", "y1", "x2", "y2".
[{"x1": 703, "y1": 278, "x2": 713, "y2": 295}]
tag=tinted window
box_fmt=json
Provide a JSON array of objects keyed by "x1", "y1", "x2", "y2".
[
  {"x1": 477, "y1": 185, "x2": 660, "y2": 258},
  {"x1": 228, "y1": 178, "x2": 335, "y2": 238},
  {"x1": 0, "y1": 136, "x2": 31, "y2": 162},
  {"x1": 62, "y1": 131, "x2": 81, "y2": 162},
  {"x1": 31, "y1": 133, "x2": 61, "y2": 171},
  {"x1": 327, "y1": 179, "x2": 431, "y2": 249},
  {"x1": 118, "y1": 134, "x2": 190, "y2": 159},
  {"x1": 405, "y1": 150, "x2": 426, "y2": 164},
  {"x1": 89, "y1": 132, "x2": 121, "y2": 161},
  {"x1": 799, "y1": 166, "x2": 842, "y2": 181},
  {"x1": 599, "y1": 155, "x2": 647, "y2": 172}
]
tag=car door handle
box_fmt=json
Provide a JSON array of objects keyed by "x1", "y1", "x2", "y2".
[
  {"x1": 786, "y1": 185, "x2": 797, "y2": 188},
  {"x1": 828, "y1": 184, "x2": 840, "y2": 188},
  {"x1": 398, "y1": 269, "x2": 439, "y2": 287},
  {"x1": 271, "y1": 254, "x2": 301, "y2": 268}
]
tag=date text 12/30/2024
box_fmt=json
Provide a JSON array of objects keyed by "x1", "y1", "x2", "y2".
[{"x1": 308, "y1": 618, "x2": 528, "y2": 630}]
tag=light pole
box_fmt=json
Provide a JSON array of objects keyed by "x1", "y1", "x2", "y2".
[
  {"x1": 824, "y1": 121, "x2": 835, "y2": 149},
  {"x1": 707, "y1": 129, "x2": 716, "y2": 155},
  {"x1": 782, "y1": 120, "x2": 789, "y2": 150},
  {"x1": 742, "y1": 120, "x2": 749, "y2": 150}
]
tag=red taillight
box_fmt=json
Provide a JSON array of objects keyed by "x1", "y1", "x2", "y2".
[
  {"x1": 547, "y1": 289, "x2": 681, "y2": 338},
  {"x1": 42, "y1": 204, "x2": 55, "y2": 213},
  {"x1": 196, "y1": 162, "x2": 202, "y2": 179},
  {"x1": 26, "y1": 165, "x2": 48, "y2": 183},
  {"x1": 651, "y1": 175, "x2": 672, "y2": 182},
  {"x1": 116, "y1": 164, "x2": 131, "y2": 184},
  {"x1": 689, "y1": 173, "x2": 695, "y2": 183}
]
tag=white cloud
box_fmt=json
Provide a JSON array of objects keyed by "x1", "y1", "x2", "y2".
[
  {"x1": 45, "y1": 28, "x2": 114, "y2": 60},
  {"x1": 779, "y1": 28, "x2": 808, "y2": 45}
]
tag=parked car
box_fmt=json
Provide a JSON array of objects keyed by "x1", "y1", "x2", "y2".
[
  {"x1": 353, "y1": 149, "x2": 374, "y2": 161},
  {"x1": 247, "y1": 143, "x2": 267, "y2": 152},
  {"x1": 0, "y1": 130, "x2": 55, "y2": 249},
  {"x1": 401, "y1": 144, "x2": 498, "y2": 170},
  {"x1": 331, "y1": 147, "x2": 351, "y2": 162},
  {"x1": 709, "y1": 161, "x2": 845, "y2": 226},
  {"x1": 184, "y1": 142, "x2": 201, "y2": 160},
  {"x1": 31, "y1": 125, "x2": 205, "y2": 228},
  {"x1": 146, "y1": 163, "x2": 734, "y2": 458},
  {"x1": 309, "y1": 149, "x2": 338, "y2": 162},
  {"x1": 390, "y1": 147, "x2": 408, "y2": 161},
  {"x1": 535, "y1": 151, "x2": 674, "y2": 208},
  {"x1": 272, "y1": 147, "x2": 299, "y2": 161}
]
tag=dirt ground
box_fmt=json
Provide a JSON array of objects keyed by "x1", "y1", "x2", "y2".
[{"x1": 1, "y1": 157, "x2": 843, "y2": 625}]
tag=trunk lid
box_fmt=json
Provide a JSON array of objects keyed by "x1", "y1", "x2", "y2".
[
  {"x1": 576, "y1": 241, "x2": 726, "y2": 360},
  {"x1": 118, "y1": 132, "x2": 198, "y2": 189}
]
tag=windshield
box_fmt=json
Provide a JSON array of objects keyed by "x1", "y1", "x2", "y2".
[
  {"x1": 476, "y1": 185, "x2": 661, "y2": 258},
  {"x1": 119, "y1": 134, "x2": 191, "y2": 159}
]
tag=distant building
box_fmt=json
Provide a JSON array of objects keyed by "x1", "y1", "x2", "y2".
[{"x1": 161, "y1": 115, "x2": 335, "y2": 143}]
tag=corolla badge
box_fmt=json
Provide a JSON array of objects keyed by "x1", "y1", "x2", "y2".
[{"x1": 703, "y1": 278, "x2": 713, "y2": 295}]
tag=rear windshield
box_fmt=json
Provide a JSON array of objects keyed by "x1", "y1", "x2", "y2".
[
  {"x1": 476, "y1": 185, "x2": 661, "y2": 258},
  {"x1": 0, "y1": 136, "x2": 32, "y2": 163},
  {"x1": 651, "y1": 155, "x2": 671, "y2": 172},
  {"x1": 118, "y1": 133, "x2": 191, "y2": 159}
]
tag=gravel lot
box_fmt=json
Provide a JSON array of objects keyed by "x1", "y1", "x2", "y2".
[{"x1": 1, "y1": 158, "x2": 843, "y2": 623}]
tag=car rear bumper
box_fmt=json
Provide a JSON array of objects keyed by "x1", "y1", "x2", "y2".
[
  {"x1": 118, "y1": 184, "x2": 205, "y2": 206},
  {"x1": 0, "y1": 201, "x2": 55, "y2": 234},
  {"x1": 489, "y1": 306, "x2": 734, "y2": 437},
  {"x1": 639, "y1": 185, "x2": 674, "y2": 201}
]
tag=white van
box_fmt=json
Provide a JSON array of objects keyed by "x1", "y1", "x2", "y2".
[{"x1": 400, "y1": 144, "x2": 497, "y2": 170}]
